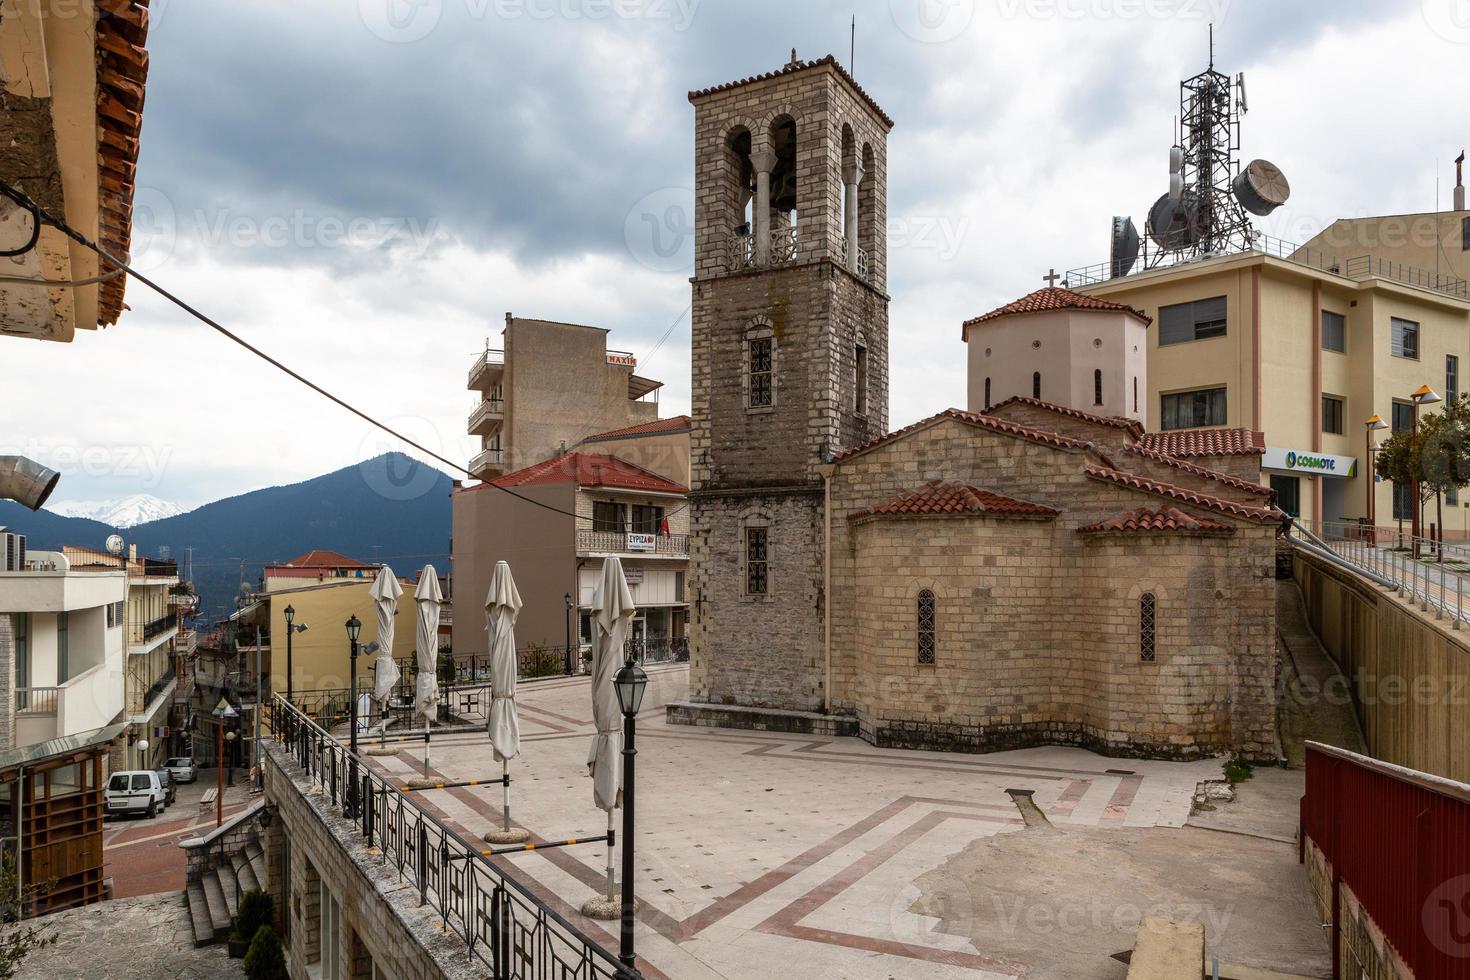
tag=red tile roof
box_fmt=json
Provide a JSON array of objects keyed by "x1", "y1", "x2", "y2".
[
  {"x1": 962, "y1": 287, "x2": 1151, "y2": 336},
  {"x1": 849, "y1": 480, "x2": 1058, "y2": 524},
  {"x1": 579, "y1": 415, "x2": 692, "y2": 444},
  {"x1": 271, "y1": 550, "x2": 371, "y2": 570},
  {"x1": 1084, "y1": 465, "x2": 1281, "y2": 523},
  {"x1": 96, "y1": 0, "x2": 151, "y2": 326},
  {"x1": 834, "y1": 408, "x2": 1098, "y2": 463},
  {"x1": 1078, "y1": 506, "x2": 1235, "y2": 536},
  {"x1": 689, "y1": 54, "x2": 893, "y2": 129},
  {"x1": 1137, "y1": 428, "x2": 1265, "y2": 458},
  {"x1": 985, "y1": 397, "x2": 1145, "y2": 439},
  {"x1": 488, "y1": 452, "x2": 687, "y2": 495},
  {"x1": 1121, "y1": 445, "x2": 1273, "y2": 497}
]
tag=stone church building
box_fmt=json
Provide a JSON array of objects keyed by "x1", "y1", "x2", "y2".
[{"x1": 672, "y1": 55, "x2": 1282, "y2": 762}]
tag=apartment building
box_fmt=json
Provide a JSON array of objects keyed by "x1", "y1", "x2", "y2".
[
  {"x1": 1066, "y1": 246, "x2": 1470, "y2": 530},
  {"x1": 466, "y1": 314, "x2": 663, "y2": 479},
  {"x1": 0, "y1": 0, "x2": 150, "y2": 341},
  {"x1": 0, "y1": 536, "x2": 127, "y2": 752},
  {"x1": 451, "y1": 437, "x2": 691, "y2": 662}
]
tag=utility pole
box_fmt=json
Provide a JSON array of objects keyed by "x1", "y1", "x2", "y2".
[{"x1": 254, "y1": 622, "x2": 263, "y2": 790}]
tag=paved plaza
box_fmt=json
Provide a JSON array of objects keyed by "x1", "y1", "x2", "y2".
[
  {"x1": 22, "y1": 891, "x2": 235, "y2": 980},
  {"x1": 362, "y1": 665, "x2": 1330, "y2": 979}
]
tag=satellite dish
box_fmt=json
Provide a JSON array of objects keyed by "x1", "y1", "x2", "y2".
[
  {"x1": 1109, "y1": 216, "x2": 1140, "y2": 277},
  {"x1": 1232, "y1": 159, "x2": 1290, "y2": 216},
  {"x1": 105, "y1": 533, "x2": 125, "y2": 555},
  {"x1": 1147, "y1": 190, "x2": 1200, "y2": 250}
]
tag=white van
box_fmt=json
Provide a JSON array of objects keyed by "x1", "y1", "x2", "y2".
[{"x1": 105, "y1": 770, "x2": 165, "y2": 818}]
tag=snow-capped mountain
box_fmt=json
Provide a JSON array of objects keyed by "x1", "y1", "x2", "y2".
[{"x1": 47, "y1": 494, "x2": 190, "y2": 528}]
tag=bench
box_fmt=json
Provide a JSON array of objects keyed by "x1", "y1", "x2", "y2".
[{"x1": 199, "y1": 788, "x2": 218, "y2": 811}]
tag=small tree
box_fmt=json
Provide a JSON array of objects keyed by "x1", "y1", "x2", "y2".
[
  {"x1": 1377, "y1": 395, "x2": 1470, "y2": 552},
  {"x1": 243, "y1": 925, "x2": 288, "y2": 980},
  {"x1": 0, "y1": 853, "x2": 57, "y2": 980},
  {"x1": 231, "y1": 889, "x2": 275, "y2": 948}
]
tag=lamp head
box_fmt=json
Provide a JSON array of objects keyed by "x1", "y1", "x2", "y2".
[
  {"x1": 345, "y1": 614, "x2": 362, "y2": 643},
  {"x1": 283, "y1": 604, "x2": 295, "y2": 625},
  {"x1": 614, "y1": 655, "x2": 648, "y2": 716},
  {"x1": 1365, "y1": 415, "x2": 1389, "y2": 431},
  {"x1": 1412, "y1": 384, "x2": 1442, "y2": 405}
]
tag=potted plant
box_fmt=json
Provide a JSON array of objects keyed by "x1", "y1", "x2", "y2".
[
  {"x1": 228, "y1": 888, "x2": 275, "y2": 958},
  {"x1": 243, "y1": 925, "x2": 288, "y2": 980}
]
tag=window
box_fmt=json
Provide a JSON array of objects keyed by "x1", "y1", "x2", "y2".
[
  {"x1": 1392, "y1": 401, "x2": 1414, "y2": 433},
  {"x1": 56, "y1": 612, "x2": 68, "y2": 683},
  {"x1": 1133, "y1": 376, "x2": 1138, "y2": 414},
  {"x1": 1139, "y1": 593, "x2": 1156, "y2": 662},
  {"x1": 1449, "y1": 355, "x2": 1460, "y2": 404},
  {"x1": 916, "y1": 590, "x2": 936, "y2": 665},
  {"x1": 592, "y1": 501, "x2": 626, "y2": 533},
  {"x1": 1158, "y1": 296, "x2": 1227, "y2": 345},
  {"x1": 744, "y1": 526, "x2": 768, "y2": 595},
  {"x1": 1463, "y1": 215, "x2": 1469, "y2": 251},
  {"x1": 14, "y1": 614, "x2": 27, "y2": 689},
  {"x1": 1160, "y1": 387, "x2": 1227, "y2": 430},
  {"x1": 105, "y1": 600, "x2": 124, "y2": 629},
  {"x1": 1032, "y1": 372, "x2": 1041, "y2": 399},
  {"x1": 1322, "y1": 395, "x2": 1344, "y2": 435},
  {"x1": 984, "y1": 377, "x2": 991, "y2": 410},
  {"x1": 1393, "y1": 481, "x2": 1413, "y2": 521},
  {"x1": 1321, "y1": 311, "x2": 1346, "y2": 353},
  {"x1": 749, "y1": 336, "x2": 773, "y2": 408},
  {"x1": 854, "y1": 344, "x2": 868, "y2": 416},
  {"x1": 1391, "y1": 317, "x2": 1419, "y2": 359},
  {"x1": 631, "y1": 504, "x2": 664, "y2": 534},
  {"x1": 318, "y1": 882, "x2": 342, "y2": 980},
  {"x1": 1271, "y1": 475, "x2": 1301, "y2": 518},
  {"x1": 1093, "y1": 369, "x2": 1103, "y2": 406}
]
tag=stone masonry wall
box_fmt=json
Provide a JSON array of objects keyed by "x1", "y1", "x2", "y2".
[{"x1": 0, "y1": 614, "x2": 12, "y2": 751}]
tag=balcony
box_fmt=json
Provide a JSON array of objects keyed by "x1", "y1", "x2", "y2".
[
  {"x1": 129, "y1": 662, "x2": 177, "y2": 717},
  {"x1": 469, "y1": 446, "x2": 505, "y2": 479},
  {"x1": 175, "y1": 628, "x2": 198, "y2": 655},
  {"x1": 16, "y1": 662, "x2": 123, "y2": 746},
  {"x1": 467, "y1": 397, "x2": 504, "y2": 436},
  {"x1": 576, "y1": 529, "x2": 689, "y2": 558},
  {"x1": 468, "y1": 348, "x2": 505, "y2": 391}
]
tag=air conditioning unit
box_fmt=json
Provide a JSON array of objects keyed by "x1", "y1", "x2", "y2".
[{"x1": 1, "y1": 531, "x2": 26, "y2": 572}]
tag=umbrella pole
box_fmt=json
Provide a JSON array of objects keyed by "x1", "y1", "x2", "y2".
[
  {"x1": 423, "y1": 718, "x2": 431, "y2": 780},
  {"x1": 605, "y1": 809, "x2": 616, "y2": 898},
  {"x1": 502, "y1": 759, "x2": 511, "y2": 832}
]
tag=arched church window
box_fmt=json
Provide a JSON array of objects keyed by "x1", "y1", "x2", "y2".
[
  {"x1": 745, "y1": 524, "x2": 769, "y2": 595},
  {"x1": 916, "y1": 590, "x2": 936, "y2": 664},
  {"x1": 1032, "y1": 372, "x2": 1041, "y2": 399},
  {"x1": 1133, "y1": 376, "x2": 1139, "y2": 413},
  {"x1": 1094, "y1": 369, "x2": 1104, "y2": 406},
  {"x1": 749, "y1": 335, "x2": 773, "y2": 409},
  {"x1": 1139, "y1": 592, "x2": 1156, "y2": 662}
]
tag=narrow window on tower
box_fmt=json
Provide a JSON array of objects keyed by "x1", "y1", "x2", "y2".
[
  {"x1": 1133, "y1": 376, "x2": 1139, "y2": 413},
  {"x1": 1032, "y1": 372, "x2": 1041, "y2": 399},
  {"x1": 1094, "y1": 369, "x2": 1104, "y2": 406},
  {"x1": 916, "y1": 589, "x2": 936, "y2": 665},
  {"x1": 1139, "y1": 592, "x2": 1156, "y2": 662},
  {"x1": 984, "y1": 377, "x2": 992, "y2": 410},
  {"x1": 744, "y1": 525, "x2": 769, "y2": 595},
  {"x1": 854, "y1": 344, "x2": 868, "y2": 416},
  {"x1": 749, "y1": 336, "x2": 773, "y2": 409}
]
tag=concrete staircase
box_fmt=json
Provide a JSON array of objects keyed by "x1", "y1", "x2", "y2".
[{"x1": 180, "y1": 801, "x2": 267, "y2": 949}]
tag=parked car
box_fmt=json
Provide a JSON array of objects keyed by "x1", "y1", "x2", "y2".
[
  {"x1": 164, "y1": 756, "x2": 198, "y2": 783},
  {"x1": 154, "y1": 768, "x2": 177, "y2": 807},
  {"x1": 105, "y1": 770, "x2": 165, "y2": 819}
]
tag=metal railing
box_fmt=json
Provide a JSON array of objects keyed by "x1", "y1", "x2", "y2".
[
  {"x1": 469, "y1": 447, "x2": 504, "y2": 474},
  {"x1": 15, "y1": 687, "x2": 59, "y2": 713},
  {"x1": 266, "y1": 695, "x2": 638, "y2": 979},
  {"x1": 1065, "y1": 233, "x2": 1469, "y2": 299},
  {"x1": 467, "y1": 398, "x2": 505, "y2": 431},
  {"x1": 141, "y1": 612, "x2": 178, "y2": 641},
  {"x1": 467, "y1": 349, "x2": 505, "y2": 387},
  {"x1": 130, "y1": 663, "x2": 177, "y2": 715},
  {"x1": 1288, "y1": 519, "x2": 1470, "y2": 626},
  {"x1": 576, "y1": 530, "x2": 689, "y2": 557}
]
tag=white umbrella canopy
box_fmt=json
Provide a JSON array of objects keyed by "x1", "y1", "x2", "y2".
[
  {"x1": 586, "y1": 557, "x2": 635, "y2": 813},
  {"x1": 413, "y1": 566, "x2": 444, "y2": 723},
  {"x1": 485, "y1": 561, "x2": 523, "y2": 764},
  {"x1": 369, "y1": 566, "x2": 402, "y2": 707}
]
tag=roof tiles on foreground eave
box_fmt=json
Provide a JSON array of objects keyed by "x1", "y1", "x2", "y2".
[
  {"x1": 1078, "y1": 506, "x2": 1236, "y2": 536},
  {"x1": 984, "y1": 396, "x2": 1145, "y2": 440},
  {"x1": 578, "y1": 415, "x2": 692, "y2": 444},
  {"x1": 849, "y1": 479, "x2": 1059, "y2": 524},
  {"x1": 961, "y1": 286, "x2": 1153, "y2": 335},
  {"x1": 1084, "y1": 465, "x2": 1283, "y2": 523},
  {"x1": 1137, "y1": 427, "x2": 1265, "y2": 458},
  {"x1": 687, "y1": 54, "x2": 894, "y2": 129},
  {"x1": 833, "y1": 408, "x2": 1099, "y2": 464},
  {"x1": 1121, "y1": 445, "x2": 1275, "y2": 498}
]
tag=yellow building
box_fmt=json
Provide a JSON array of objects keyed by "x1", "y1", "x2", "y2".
[{"x1": 1068, "y1": 250, "x2": 1470, "y2": 532}]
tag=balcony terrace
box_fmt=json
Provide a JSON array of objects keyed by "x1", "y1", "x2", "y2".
[
  {"x1": 576, "y1": 529, "x2": 689, "y2": 559},
  {"x1": 467, "y1": 348, "x2": 505, "y2": 391},
  {"x1": 469, "y1": 446, "x2": 505, "y2": 479},
  {"x1": 467, "y1": 397, "x2": 504, "y2": 436}
]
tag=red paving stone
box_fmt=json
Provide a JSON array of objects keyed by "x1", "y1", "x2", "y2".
[{"x1": 104, "y1": 802, "x2": 251, "y2": 899}]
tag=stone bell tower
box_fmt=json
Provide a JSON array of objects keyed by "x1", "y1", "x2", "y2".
[{"x1": 679, "y1": 53, "x2": 892, "y2": 720}]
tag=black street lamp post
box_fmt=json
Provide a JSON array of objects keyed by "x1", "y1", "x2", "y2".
[
  {"x1": 283, "y1": 604, "x2": 308, "y2": 701},
  {"x1": 346, "y1": 614, "x2": 362, "y2": 817},
  {"x1": 564, "y1": 592, "x2": 574, "y2": 675},
  {"x1": 613, "y1": 655, "x2": 648, "y2": 975}
]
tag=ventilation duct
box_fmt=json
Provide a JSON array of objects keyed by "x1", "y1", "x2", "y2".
[{"x1": 0, "y1": 456, "x2": 60, "y2": 511}]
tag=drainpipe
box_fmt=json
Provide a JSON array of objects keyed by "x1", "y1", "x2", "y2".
[
  {"x1": 821, "y1": 466, "x2": 833, "y2": 714},
  {"x1": 0, "y1": 456, "x2": 59, "y2": 511}
]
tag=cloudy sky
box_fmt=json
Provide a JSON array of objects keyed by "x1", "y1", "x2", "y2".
[{"x1": 6, "y1": 0, "x2": 1466, "y2": 509}]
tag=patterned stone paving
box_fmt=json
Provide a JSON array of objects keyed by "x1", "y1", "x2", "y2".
[{"x1": 22, "y1": 891, "x2": 236, "y2": 979}]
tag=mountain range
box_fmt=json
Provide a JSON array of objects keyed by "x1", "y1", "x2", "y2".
[
  {"x1": 0, "y1": 453, "x2": 452, "y2": 622},
  {"x1": 47, "y1": 493, "x2": 190, "y2": 528}
]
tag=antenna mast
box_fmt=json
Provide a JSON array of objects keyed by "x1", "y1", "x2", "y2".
[{"x1": 850, "y1": 15, "x2": 855, "y2": 74}]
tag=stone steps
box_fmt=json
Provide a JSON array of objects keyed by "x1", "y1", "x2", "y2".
[
  {"x1": 216, "y1": 862, "x2": 240, "y2": 921},
  {"x1": 200, "y1": 870, "x2": 232, "y2": 941},
  {"x1": 231, "y1": 847, "x2": 259, "y2": 895},
  {"x1": 185, "y1": 882, "x2": 214, "y2": 948},
  {"x1": 244, "y1": 840, "x2": 267, "y2": 893}
]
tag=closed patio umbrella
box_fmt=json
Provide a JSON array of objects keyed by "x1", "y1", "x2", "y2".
[
  {"x1": 483, "y1": 560, "x2": 528, "y2": 843},
  {"x1": 411, "y1": 565, "x2": 443, "y2": 783},
  {"x1": 369, "y1": 566, "x2": 402, "y2": 724},
  {"x1": 585, "y1": 557, "x2": 634, "y2": 908}
]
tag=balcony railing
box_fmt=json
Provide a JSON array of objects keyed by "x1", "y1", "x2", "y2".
[
  {"x1": 130, "y1": 663, "x2": 177, "y2": 715},
  {"x1": 467, "y1": 398, "x2": 505, "y2": 434},
  {"x1": 576, "y1": 529, "x2": 689, "y2": 557},
  {"x1": 467, "y1": 348, "x2": 505, "y2": 389},
  {"x1": 726, "y1": 226, "x2": 800, "y2": 273},
  {"x1": 468, "y1": 447, "x2": 504, "y2": 476},
  {"x1": 141, "y1": 612, "x2": 178, "y2": 642},
  {"x1": 15, "y1": 687, "x2": 59, "y2": 714}
]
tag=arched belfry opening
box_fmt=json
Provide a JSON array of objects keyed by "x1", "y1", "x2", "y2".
[
  {"x1": 840, "y1": 124, "x2": 860, "y2": 271},
  {"x1": 766, "y1": 114, "x2": 798, "y2": 263},
  {"x1": 724, "y1": 126, "x2": 755, "y2": 267},
  {"x1": 857, "y1": 141, "x2": 877, "y2": 278}
]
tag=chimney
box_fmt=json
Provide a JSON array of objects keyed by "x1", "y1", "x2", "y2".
[{"x1": 1456, "y1": 151, "x2": 1466, "y2": 211}]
